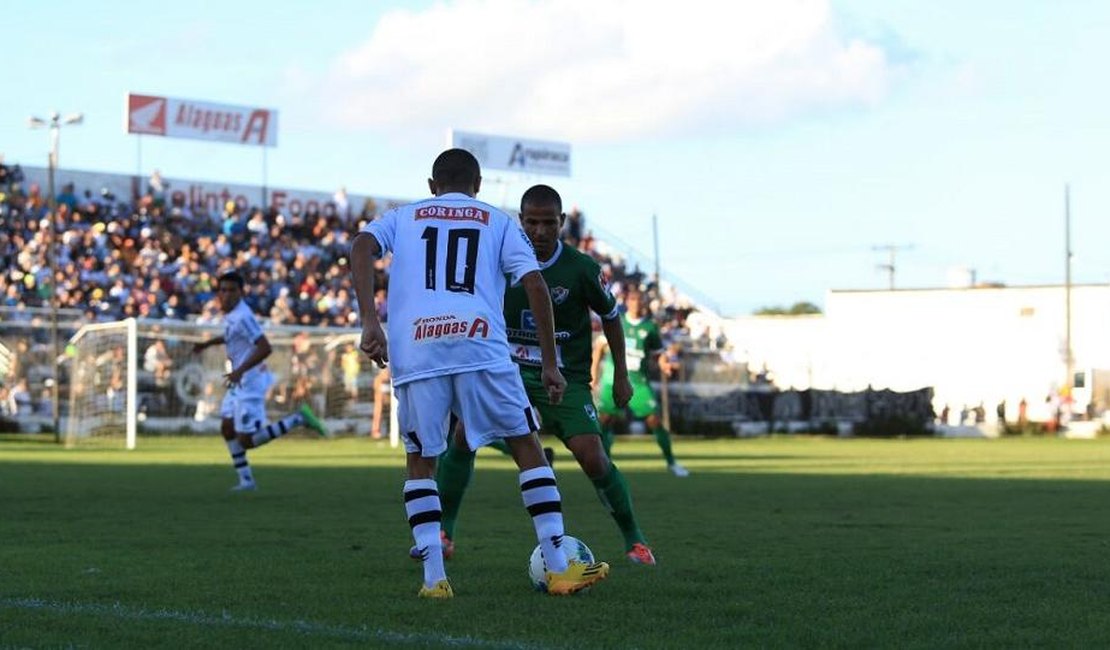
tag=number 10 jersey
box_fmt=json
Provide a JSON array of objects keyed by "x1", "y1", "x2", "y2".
[{"x1": 362, "y1": 192, "x2": 540, "y2": 387}]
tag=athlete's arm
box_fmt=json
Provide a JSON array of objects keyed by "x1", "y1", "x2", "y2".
[
  {"x1": 590, "y1": 337, "x2": 608, "y2": 390},
  {"x1": 351, "y1": 232, "x2": 388, "y2": 367},
  {"x1": 192, "y1": 335, "x2": 225, "y2": 353},
  {"x1": 225, "y1": 334, "x2": 272, "y2": 386},
  {"x1": 521, "y1": 270, "x2": 566, "y2": 405},
  {"x1": 600, "y1": 316, "x2": 633, "y2": 408}
]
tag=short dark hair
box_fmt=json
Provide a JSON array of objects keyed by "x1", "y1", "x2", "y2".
[
  {"x1": 432, "y1": 148, "x2": 481, "y2": 187},
  {"x1": 218, "y1": 270, "x2": 245, "y2": 289},
  {"x1": 520, "y1": 184, "x2": 562, "y2": 213}
]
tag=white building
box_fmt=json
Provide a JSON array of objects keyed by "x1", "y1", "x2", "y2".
[{"x1": 723, "y1": 284, "x2": 1110, "y2": 424}]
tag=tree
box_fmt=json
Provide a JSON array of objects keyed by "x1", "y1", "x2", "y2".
[{"x1": 753, "y1": 301, "x2": 822, "y2": 316}]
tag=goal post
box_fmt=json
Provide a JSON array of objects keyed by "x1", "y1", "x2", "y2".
[
  {"x1": 66, "y1": 318, "x2": 138, "y2": 449},
  {"x1": 63, "y1": 317, "x2": 389, "y2": 446}
]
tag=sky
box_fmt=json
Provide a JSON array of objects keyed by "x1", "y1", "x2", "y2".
[{"x1": 4, "y1": 0, "x2": 1110, "y2": 317}]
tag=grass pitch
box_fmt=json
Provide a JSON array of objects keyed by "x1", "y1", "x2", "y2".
[{"x1": 2, "y1": 434, "x2": 1110, "y2": 648}]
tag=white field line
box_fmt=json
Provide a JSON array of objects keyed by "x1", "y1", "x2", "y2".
[{"x1": 0, "y1": 597, "x2": 553, "y2": 649}]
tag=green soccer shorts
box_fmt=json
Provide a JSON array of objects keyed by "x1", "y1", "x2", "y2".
[
  {"x1": 521, "y1": 375, "x2": 602, "y2": 441},
  {"x1": 596, "y1": 373, "x2": 658, "y2": 419}
]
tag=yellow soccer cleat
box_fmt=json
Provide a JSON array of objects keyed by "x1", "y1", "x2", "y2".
[
  {"x1": 545, "y1": 560, "x2": 610, "y2": 596},
  {"x1": 417, "y1": 579, "x2": 454, "y2": 599}
]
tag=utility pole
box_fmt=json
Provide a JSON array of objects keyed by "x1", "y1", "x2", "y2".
[
  {"x1": 1065, "y1": 184, "x2": 1074, "y2": 394},
  {"x1": 872, "y1": 244, "x2": 914, "y2": 290},
  {"x1": 652, "y1": 213, "x2": 660, "y2": 287}
]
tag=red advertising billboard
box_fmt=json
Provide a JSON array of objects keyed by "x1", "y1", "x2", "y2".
[{"x1": 125, "y1": 94, "x2": 278, "y2": 147}]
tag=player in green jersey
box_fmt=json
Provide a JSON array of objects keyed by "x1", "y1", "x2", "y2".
[
  {"x1": 433, "y1": 184, "x2": 658, "y2": 565},
  {"x1": 592, "y1": 288, "x2": 690, "y2": 477}
]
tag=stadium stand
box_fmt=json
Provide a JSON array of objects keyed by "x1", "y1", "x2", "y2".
[
  {"x1": 1, "y1": 168, "x2": 698, "y2": 324},
  {"x1": 0, "y1": 161, "x2": 738, "y2": 430}
]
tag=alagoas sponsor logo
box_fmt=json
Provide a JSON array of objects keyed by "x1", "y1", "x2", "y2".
[
  {"x1": 414, "y1": 205, "x2": 490, "y2": 224},
  {"x1": 412, "y1": 314, "x2": 490, "y2": 341},
  {"x1": 128, "y1": 95, "x2": 166, "y2": 135},
  {"x1": 175, "y1": 103, "x2": 243, "y2": 134}
]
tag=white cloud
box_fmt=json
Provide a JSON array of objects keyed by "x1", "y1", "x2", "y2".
[{"x1": 320, "y1": 0, "x2": 900, "y2": 143}]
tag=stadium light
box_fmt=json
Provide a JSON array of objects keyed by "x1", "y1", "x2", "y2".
[{"x1": 28, "y1": 109, "x2": 83, "y2": 443}]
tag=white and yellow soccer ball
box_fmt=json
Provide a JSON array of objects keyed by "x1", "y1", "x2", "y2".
[{"x1": 528, "y1": 535, "x2": 595, "y2": 592}]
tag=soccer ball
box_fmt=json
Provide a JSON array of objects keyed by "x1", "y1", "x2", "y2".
[{"x1": 527, "y1": 535, "x2": 595, "y2": 592}]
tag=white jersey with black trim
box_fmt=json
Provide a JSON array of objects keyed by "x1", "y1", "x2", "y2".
[
  {"x1": 362, "y1": 192, "x2": 539, "y2": 386},
  {"x1": 222, "y1": 299, "x2": 268, "y2": 380}
]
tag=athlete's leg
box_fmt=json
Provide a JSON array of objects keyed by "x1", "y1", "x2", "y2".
[
  {"x1": 456, "y1": 366, "x2": 570, "y2": 574},
  {"x1": 487, "y1": 438, "x2": 512, "y2": 455},
  {"x1": 597, "y1": 413, "x2": 616, "y2": 456},
  {"x1": 218, "y1": 387, "x2": 256, "y2": 489},
  {"x1": 564, "y1": 433, "x2": 647, "y2": 552},
  {"x1": 457, "y1": 366, "x2": 609, "y2": 593},
  {"x1": 239, "y1": 409, "x2": 307, "y2": 449},
  {"x1": 644, "y1": 412, "x2": 675, "y2": 465},
  {"x1": 645, "y1": 412, "x2": 688, "y2": 476},
  {"x1": 436, "y1": 415, "x2": 473, "y2": 541},
  {"x1": 231, "y1": 374, "x2": 319, "y2": 450},
  {"x1": 628, "y1": 376, "x2": 686, "y2": 474},
  {"x1": 221, "y1": 414, "x2": 254, "y2": 489},
  {"x1": 396, "y1": 378, "x2": 452, "y2": 594},
  {"x1": 505, "y1": 431, "x2": 571, "y2": 573}
]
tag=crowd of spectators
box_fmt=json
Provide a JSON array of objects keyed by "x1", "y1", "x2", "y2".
[
  {"x1": 0, "y1": 167, "x2": 386, "y2": 328},
  {"x1": 0, "y1": 161, "x2": 742, "y2": 426},
  {"x1": 0, "y1": 162, "x2": 707, "y2": 341}
]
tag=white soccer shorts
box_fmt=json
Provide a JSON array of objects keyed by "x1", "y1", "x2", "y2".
[
  {"x1": 395, "y1": 362, "x2": 539, "y2": 457},
  {"x1": 219, "y1": 370, "x2": 273, "y2": 434}
]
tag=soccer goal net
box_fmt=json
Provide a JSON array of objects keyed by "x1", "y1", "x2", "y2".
[
  {"x1": 66, "y1": 318, "x2": 138, "y2": 449},
  {"x1": 64, "y1": 318, "x2": 389, "y2": 448}
]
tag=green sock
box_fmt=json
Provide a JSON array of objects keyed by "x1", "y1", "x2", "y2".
[
  {"x1": 652, "y1": 426, "x2": 677, "y2": 466},
  {"x1": 590, "y1": 462, "x2": 645, "y2": 550},
  {"x1": 436, "y1": 441, "x2": 476, "y2": 540},
  {"x1": 487, "y1": 439, "x2": 512, "y2": 455}
]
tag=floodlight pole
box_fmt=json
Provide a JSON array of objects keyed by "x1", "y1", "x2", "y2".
[{"x1": 29, "y1": 110, "x2": 83, "y2": 442}]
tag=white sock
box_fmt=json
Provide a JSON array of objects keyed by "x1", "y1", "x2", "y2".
[
  {"x1": 404, "y1": 478, "x2": 447, "y2": 587},
  {"x1": 225, "y1": 438, "x2": 253, "y2": 484},
  {"x1": 249, "y1": 413, "x2": 304, "y2": 448},
  {"x1": 519, "y1": 466, "x2": 568, "y2": 573}
]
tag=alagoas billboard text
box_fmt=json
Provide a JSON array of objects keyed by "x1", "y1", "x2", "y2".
[{"x1": 125, "y1": 93, "x2": 278, "y2": 147}]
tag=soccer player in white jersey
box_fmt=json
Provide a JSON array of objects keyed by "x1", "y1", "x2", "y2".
[
  {"x1": 193, "y1": 271, "x2": 329, "y2": 491},
  {"x1": 350, "y1": 149, "x2": 610, "y2": 598}
]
